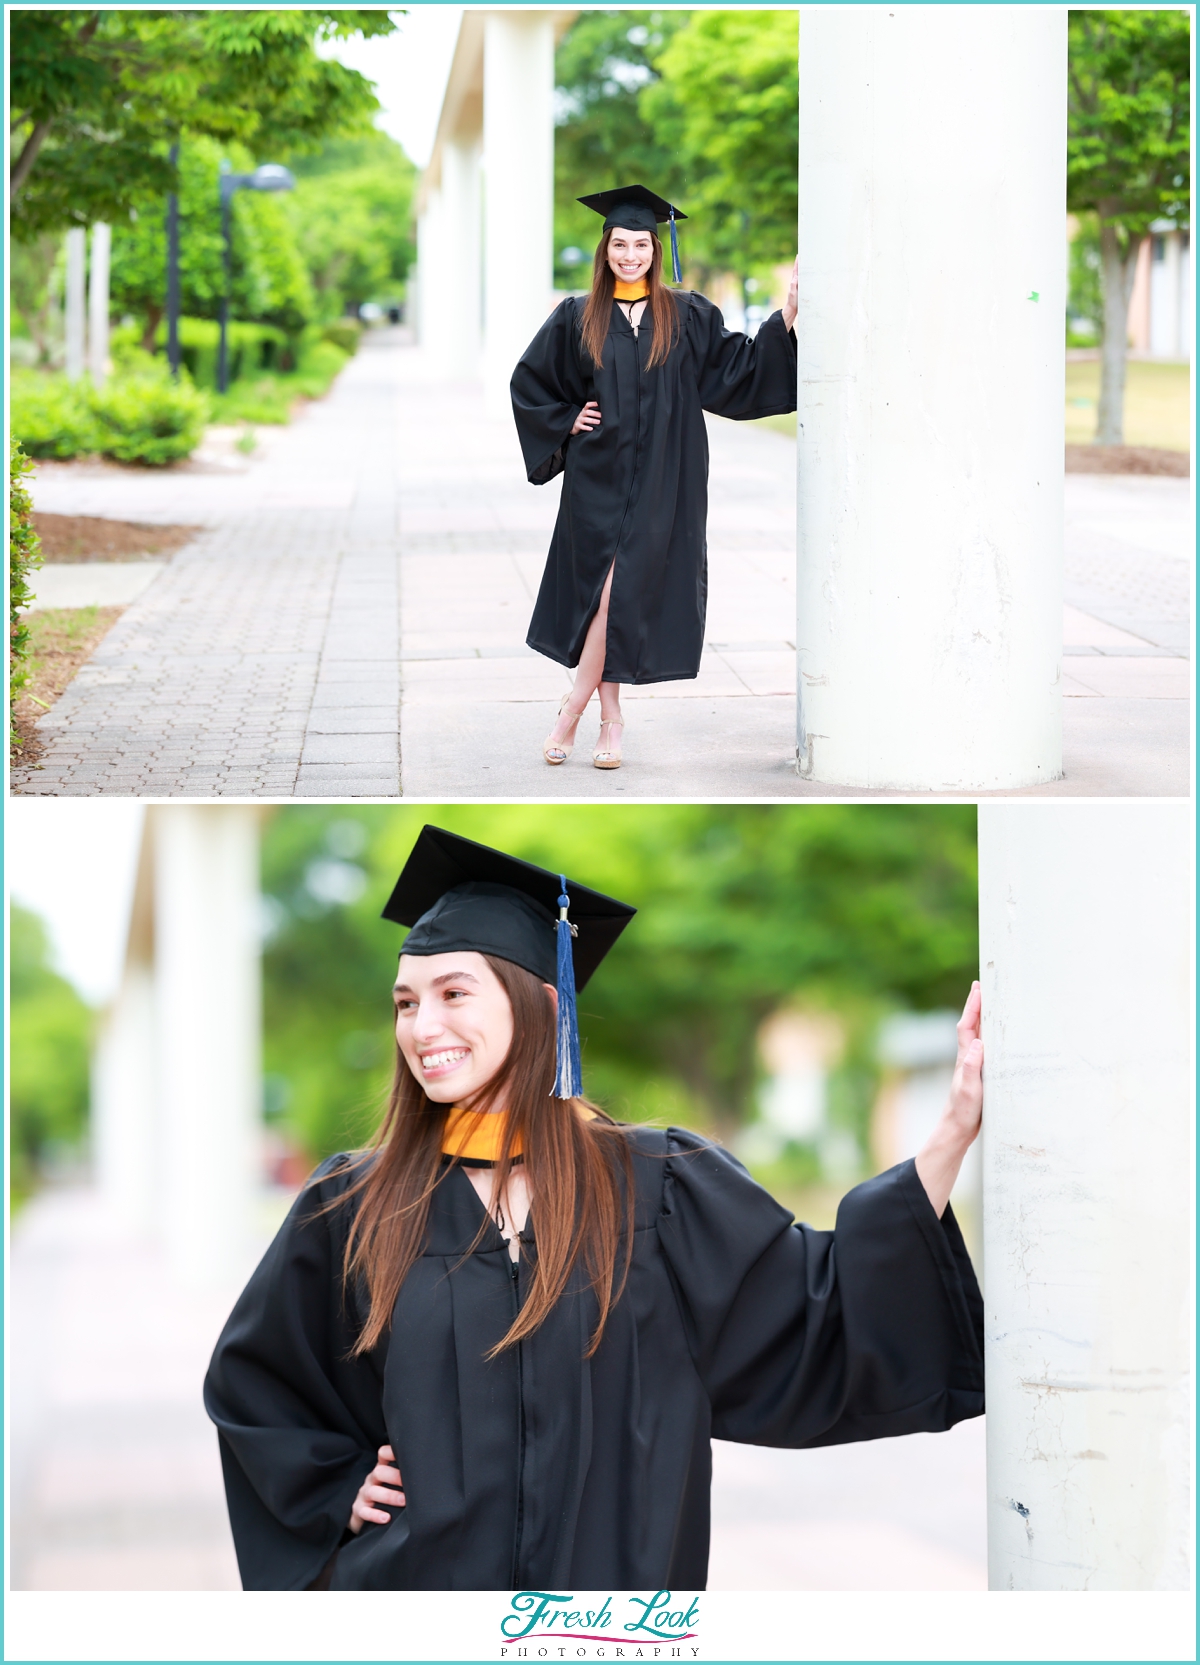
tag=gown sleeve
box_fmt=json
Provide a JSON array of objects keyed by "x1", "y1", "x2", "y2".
[
  {"x1": 203, "y1": 1157, "x2": 388, "y2": 1590},
  {"x1": 686, "y1": 291, "x2": 798, "y2": 421},
  {"x1": 654, "y1": 1130, "x2": 984, "y2": 1446},
  {"x1": 510, "y1": 298, "x2": 592, "y2": 486}
]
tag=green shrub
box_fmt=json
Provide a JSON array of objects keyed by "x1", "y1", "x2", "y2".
[
  {"x1": 89, "y1": 369, "x2": 209, "y2": 466},
  {"x1": 10, "y1": 372, "x2": 99, "y2": 459},
  {"x1": 9, "y1": 438, "x2": 42, "y2": 745},
  {"x1": 321, "y1": 317, "x2": 362, "y2": 356},
  {"x1": 143, "y1": 315, "x2": 292, "y2": 388},
  {"x1": 10, "y1": 903, "x2": 93, "y2": 1209},
  {"x1": 208, "y1": 335, "x2": 350, "y2": 425}
]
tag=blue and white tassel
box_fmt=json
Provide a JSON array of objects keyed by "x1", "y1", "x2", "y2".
[
  {"x1": 669, "y1": 207, "x2": 681, "y2": 285},
  {"x1": 553, "y1": 875, "x2": 582, "y2": 1099}
]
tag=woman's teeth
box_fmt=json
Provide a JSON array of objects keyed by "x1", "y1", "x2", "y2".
[{"x1": 421, "y1": 1049, "x2": 468, "y2": 1072}]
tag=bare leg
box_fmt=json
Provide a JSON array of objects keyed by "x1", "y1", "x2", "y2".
[{"x1": 548, "y1": 565, "x2": 623, "y2": 747}]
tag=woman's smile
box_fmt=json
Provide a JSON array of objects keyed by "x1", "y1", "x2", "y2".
[{"x1": 418, "y1": 1046, "x2": 470, "y2": 1078}]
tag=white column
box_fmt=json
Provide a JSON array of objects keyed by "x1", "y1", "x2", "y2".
[
  {"x1": 88, "y1": 221, "x2": 111, "y2": 386},
  {"x1": 442, "y1": 133, "x2": 483, "y2": 379},
  {"x1": 418, "y1": 137, "x2": 483, "y2": 380},
  {"x1": 92, "y1": 964, "x2": 158, "y2": 1236},
  {"x1": 416, "y1": 185, "x2": 443, "y2": 354},
  {"x1": 483, "y1": 9, "x2": 555, "y2": 416},
  {"x1": 978, "y1": 803, "x2": 1191, "y2": 1590},
  {"x1": 153, "y1": 807, "x2": 262, "y2": 1289},
  {"x1": 796, "y1": 9, "x2": 1066, "y2": 790},
  {"x1": 64, "y1": 226, "x2": 86, "y2": 382}
]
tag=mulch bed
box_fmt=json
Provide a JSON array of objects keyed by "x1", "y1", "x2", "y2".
[
  {"x1": 1065, "y1": 444, "x2": 1189, "y2": 477},
  {"x1": 10, "y1": 605, "x2": 124, "y2": 770},
  {"x1": 31, "y1": 512, "x2": 200, "y2": 562}
]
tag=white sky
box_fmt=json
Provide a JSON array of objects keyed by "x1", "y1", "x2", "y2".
[
  {"x1": 7, "y1": 802, "x2": 144, "y2": 1006},
  {"x1": 320, "y1": 8, "x2": 463, "y2": 168}
]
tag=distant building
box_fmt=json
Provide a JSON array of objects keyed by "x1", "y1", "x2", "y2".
[{"x1": 1127, "y1": 224, "x2": 1191, "y2": 359}]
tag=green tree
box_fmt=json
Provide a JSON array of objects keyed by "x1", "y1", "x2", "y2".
[
  {"x1": 10, "y1": 234, "x2": 63, "y2": 364},
  {"x1": 286, "y1": 132, "x2": 418, "y2": 319},
  {"x1": 259, "y1": 806, "x2": 978, "y2": 1164},
  {"x1": 640, "y1": 11, "x2": 799, "y2": 276},
  {"x1": 1068, "y1": 10, "x2": 1190, "y2": 443},
  {"x1": 10, "y1": 9, "x2": 397, "y2": 240},
  {"x1": 553, "y1": 12, "x2": 691, "y2": 284},
  {"x1": 9, "y1": 904, "x2": 93, "y2": 1204},
  {"x1": 109, "y1": 135, "x2": 315, "y2": 347}
]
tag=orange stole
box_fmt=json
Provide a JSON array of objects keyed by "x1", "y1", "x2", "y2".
[
  {"x1": 440, "y1": 1104, "x2": 599, "y2": 1161},
  {"x1": 613, "y1": 279, "x2": 650, "y2": 301}
]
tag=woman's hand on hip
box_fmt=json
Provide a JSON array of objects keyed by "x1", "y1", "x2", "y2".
[
  {"x1": 348, "y1": 1444, "x2": 405, "y2": 1533},
  {"x1": 914, "y1": 981, "x2": 983, "y2": 1218},
  {"x1": 571, "y1": 401, "x2": 602, "y2": 435},
  {"x1": 782, "y1": 257, "x2": 798, "y2": 332}
]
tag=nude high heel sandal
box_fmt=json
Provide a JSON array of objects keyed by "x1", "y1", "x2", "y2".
[
  {"x1": 592, "y1": 717, "x2": 624, "y2": 769},
  {"x1": 544, "y1": 692, "x2": 583, "y2": 764}
]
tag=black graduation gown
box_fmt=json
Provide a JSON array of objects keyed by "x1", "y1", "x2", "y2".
[
  {"x1": 204, "y1": 1127, "x2": 983, "y2": 1591},
  {"x1": 511, "y1": 294, "x2": 798, "y2": 686}
]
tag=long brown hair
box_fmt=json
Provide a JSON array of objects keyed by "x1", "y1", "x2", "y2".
[
  {"x1": 580, "y1": 227, "x2": 680, "y2": 371},
  {"x1": 328, "y1": 955, "x2": 634, "y2": 1360}
]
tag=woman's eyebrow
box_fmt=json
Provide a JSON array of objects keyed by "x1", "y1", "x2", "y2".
[{"x1": 392, "y1": 971, "x2": 481, "y2": 994}]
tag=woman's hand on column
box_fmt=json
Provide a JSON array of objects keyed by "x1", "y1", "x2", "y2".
[
  {"x1": 571, "y1": 401, "x2": 602, "y2": 435},
  {"x1": 782, "y1": 257, "x2": 798, "y2": 332},
  {"x1": 914, "y1": 982, "x2": 983, "y2": 1218},
  {"x1": 348, "y1": 1444, "x2": 405, "y2": 1533}
]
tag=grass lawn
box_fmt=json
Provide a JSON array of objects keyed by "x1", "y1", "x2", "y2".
[
  {"x1": 10, "y1": 605, "x2": 123, "y2": 767},
  {"x1": 1065, "y1": 358, "x2": 1190, "y2": 451},
  {"x1": 746, "y1": 358, "x2": 1192, "y2": 452}
]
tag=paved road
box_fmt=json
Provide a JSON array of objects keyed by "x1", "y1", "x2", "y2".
[
  {"x1": 10, "y1": 1185, "x2": 984, "y2": 1591},
  {"x1": 15, "y1": 331, "x2": 1190, "y2": 797}
]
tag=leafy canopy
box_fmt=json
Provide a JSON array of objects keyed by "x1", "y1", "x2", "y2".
[
  {"x1": 640, "y1": 11, "x2": 798, "y2": 273},
  {"x1": 553, "y1": 10, "x2": 799, "y2": 282},
  {"x1": 1067, "y1": 9, "x2": 1191, "y2": 246},
  {"x1": 10, "y1": 9, "x2": 398, "y2": 238},
  {"x1": 109, "y1": 135, "x2": 316, "y2": 336},
  {"x1": 286, "y1": 131, "x2": 418, "y2": 318},
  {"x1": 553, "y1": 12, "x2": 690, "y2": 281}
]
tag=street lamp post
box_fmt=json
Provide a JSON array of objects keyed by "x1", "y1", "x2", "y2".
[
  {"x1": 216, "y1": 162, "x2": 295, "y2": 395},
  {"x1": 166, "y1": 142, "x2": 181, "y2": 381}
]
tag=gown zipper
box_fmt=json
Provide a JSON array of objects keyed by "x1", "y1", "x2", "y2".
[
  {"x1": 607, "y1": 307, "x2": 644, "y2": 673},
  {"x1": 508, "y1": 1254, "x2": 525, "y2": 1589}
]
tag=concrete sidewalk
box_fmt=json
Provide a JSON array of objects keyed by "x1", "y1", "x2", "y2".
[{"x1": 14, "y1": 332, "x2": 1190, "y2": 798}]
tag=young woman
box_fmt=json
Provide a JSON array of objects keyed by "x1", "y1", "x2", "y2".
[
  {"x1": 205, "y1": 825, "x2": 985, "y2": 1592},
  {"x1": 511, "y1": 186, "x2": 799, "y2": 769}
]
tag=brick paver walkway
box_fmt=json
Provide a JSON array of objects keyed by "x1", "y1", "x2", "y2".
[{"x1": 14, "y1": 335, "x2": 405, "y2": 797}]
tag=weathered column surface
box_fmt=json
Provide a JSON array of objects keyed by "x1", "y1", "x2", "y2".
[
  {"x1": 978, "y1": 803, "x2": 1191, "y2": 1589},
  {"x1": 796, "y1": 8, "x2": 1066, "y2": 789},
  {"x1": 483, "y1": 10, "x2": 555, "y2": 415}
]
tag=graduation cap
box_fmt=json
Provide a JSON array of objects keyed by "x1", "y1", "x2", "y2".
[
  {"x1": 381, "y1": 825, "x2": 637, "y2": 1099},
  {"x1": 577, "y1": 184, "x2": 687, "y2": 284}
]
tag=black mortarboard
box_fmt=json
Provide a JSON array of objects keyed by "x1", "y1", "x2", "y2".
[
  {"x1": 577, "y1": 184, "x2": 687, "y2": 282},
  {"x1": 382, "y1": 826, "x2": 637, "y2": 1097}
]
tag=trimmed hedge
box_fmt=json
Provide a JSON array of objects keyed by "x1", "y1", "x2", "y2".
[
  {"x1": 90, "y1": 371, "x2": 207, "y2": 466},
  {"x1": 11, "y1": 364, "x2": 208, "y2": 467},
  {"x1": 10, "y1": 437, "x2": 42, "y2": 745}
]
